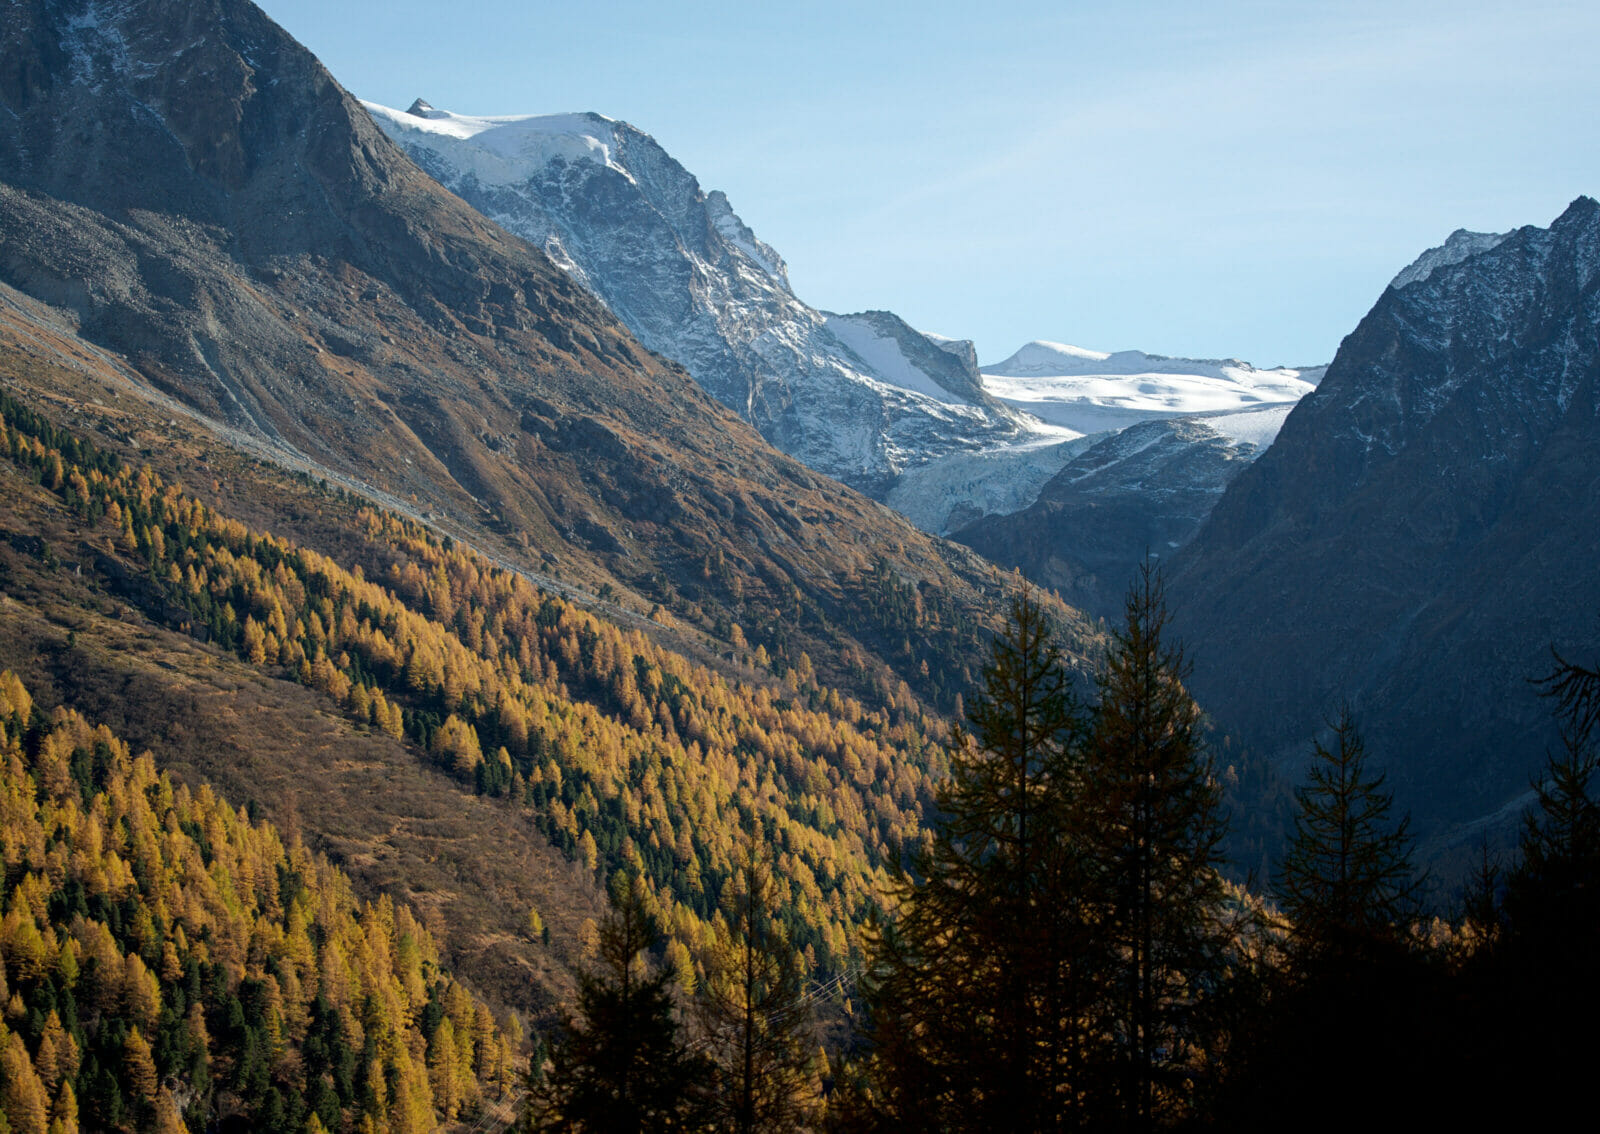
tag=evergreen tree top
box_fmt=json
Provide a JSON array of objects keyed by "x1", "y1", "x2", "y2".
[{"x1": 1276, "y1": 706, "x2": 1420, "y2": 962}]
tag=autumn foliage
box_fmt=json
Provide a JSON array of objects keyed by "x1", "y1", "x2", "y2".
[
  {"x1": 0, "y1": 392, "x2": 951, "y2": 993},
  {"x1": 0, "y1": 670, "x2": 510, "y2": 1132}
]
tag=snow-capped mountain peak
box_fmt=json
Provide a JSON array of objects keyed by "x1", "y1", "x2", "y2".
[
  {"x1": 366, "y1": 100, "x2": 628, "y2": 187},
  {"x1": 984, "y1": 341, "x2": 1114, "y2": 374},
  {"x1": 365, "y1": 97, "x2": 1030, "y2": 494},
  {"x1": 979, "y1": 340, "x2": 1320, "y2": 436},
  {"x1": 364, "y1": 96, "x2": 1323, "y2": 538},
  {"x1": 1388, "y1": 227, "x2": 1510, "y2": 291}
]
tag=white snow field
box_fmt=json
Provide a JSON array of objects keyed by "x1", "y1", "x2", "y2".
[
  {"x1": 363, "y1": 101, "x2": 631, "y2": 186},
  {"x1": 980, "y1": 341, "x2": 1322, "y2": 436}
]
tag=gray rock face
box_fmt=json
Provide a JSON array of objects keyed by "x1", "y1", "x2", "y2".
[
  {"x1": 364, "y1": 101, "x2": 1027, "y2": 495},
  {"x1": 954, "y1": 416, "x2": 1266, "y2": 616},
  {"x1": 1168, "y1": 197, "x2": 1600, "y2": 841},
  {"x1": 0, "y1": 0, "x2": 654, "y2": 460}
]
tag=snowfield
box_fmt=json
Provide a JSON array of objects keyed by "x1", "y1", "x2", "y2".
[
  {"x1": 980, "y1": 341, "x2": 1321, "y2": 435},
  {"x1": 1202, "y1": 404, "x2": 1298, "y2": 450},
  {"x1": 363, "y1": 101, "x2": 630, "y2": 186},
  {"x1": 824, "y1": 314, "x2": 967, "y2": 404}
]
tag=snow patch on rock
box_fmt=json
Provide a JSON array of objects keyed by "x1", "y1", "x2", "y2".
[
  {"x1": 1201, "y1": 404, "x2": 1297, "y2": 451},
  {"x1": 364, "y1": 98, "x2": 1031, "y2": 494},
  {"x1": 365, "y1": 101, "x2": 629, "y2": 187},
  {"x1": 824, "y1": 314, "x2": 964, "y2": 404}
]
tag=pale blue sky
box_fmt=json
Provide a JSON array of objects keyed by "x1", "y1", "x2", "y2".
[{"x1": 257, "y1": 0, "x2": 1599, "y2": 368}]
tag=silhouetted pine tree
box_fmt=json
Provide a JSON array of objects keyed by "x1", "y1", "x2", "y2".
[
  {"x1": 1538, "y1": 645, "x2": 1600, "y2": 749},
  {"x1": 1078, "y1": 563, "x2": 1231, "y2": 1131},
  {"x1": 863, "y1": 587, "x2": 1095, "y2": 1131},
  {"x1": 1472, "y1": 649, "x2": 1600, "y2": 1121},
  {"x1": 1212, "y1": 710, "x2": 1436, "y2": 1133},
  {"x1": 530, "y1": 875, "x2": 713, "y2": 1133},
  {"x1": 1276, "y1": 706, "x2": 1420, "y2": 964}
]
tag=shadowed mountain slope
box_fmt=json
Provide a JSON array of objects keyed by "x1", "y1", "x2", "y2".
[
  {"x1": 1168, "y1": 198, "x2": 1600, "y2": 844},
  {"x1": 955, "y1": 413, "x2": 1274, "y2": 617}
]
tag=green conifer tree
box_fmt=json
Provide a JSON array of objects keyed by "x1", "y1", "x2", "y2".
[
  {"x1": 1276, "y1": 706, "x2": 1420, "y2": 964},
  {"x1": 1078, "y1": 563, "x2": 1231, "y2": 1131},
  {"x1": 864, "y1": 586, "x2": 1093, "y2": 1131},
  {"x1": 530, "y1": 874, "x2": 713, "y2": 1133},
  {"x1": 1215, "y1": 708, "x2": 1430, "y2": 1133}
]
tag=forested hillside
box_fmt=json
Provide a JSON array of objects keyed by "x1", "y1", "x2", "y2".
[
  {"x1": 0, "y1": 379, "x2": 1028, "y2": 1011},
  {"x1": 0, "y1": 670, "x2": 512, "y2": 1133},
  {"x1": 0, "y1": 0, "x2": 1065, "y2": 722},
  {"x1": 3, "y1": 302, "x2": 1596, "y2": 1132}
]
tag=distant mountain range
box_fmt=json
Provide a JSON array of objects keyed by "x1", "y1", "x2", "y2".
[
  {"x1": 365, "y1": 99, "x2": 1320, "y2": 541},
  {"x1": 943, "y1": 343, "x2": 1323, "y2": 610},
  {"x1": 979, "y1": 340, "x2": 1322, "y2": 435},
  {"x1": 364, "y1": 100, "x2": 1029, "y2": 497}
]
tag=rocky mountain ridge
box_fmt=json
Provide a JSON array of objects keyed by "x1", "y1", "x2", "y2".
[
  {"x1": 1168, "y1": 197, "x2": 1600, "y2": 845},
  {"x1": 0, "y1": 0, "x2": 1043, "y2": 713},
  {"x1": 365, "y1": 99, "x2": 1032, "y2": 496},
  {"x1": 362, "y1": 97, "x2": 1324, "y2": 557}
]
